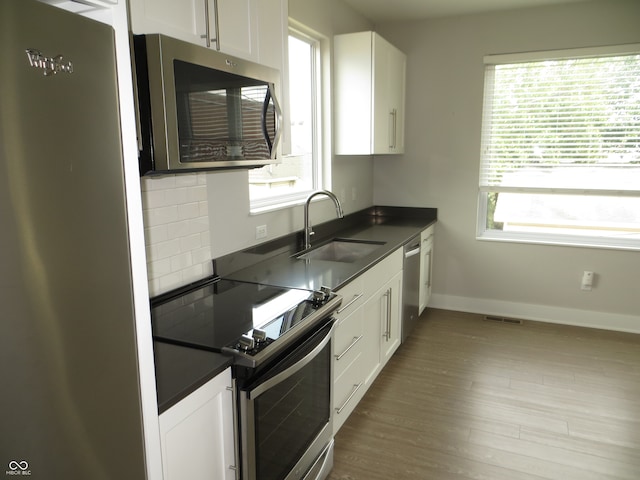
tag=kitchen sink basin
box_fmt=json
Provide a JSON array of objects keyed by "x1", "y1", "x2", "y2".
[{"x1": 296, "y1": 238, "x2": 385, "y2": 263}]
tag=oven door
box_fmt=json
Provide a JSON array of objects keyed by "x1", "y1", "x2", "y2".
[{"x1": 239, "y1": 318, "x2": 335, "y2": 480}]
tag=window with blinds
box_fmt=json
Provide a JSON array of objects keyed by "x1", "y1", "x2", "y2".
[{"x1": 478, "y1": 44, "x2": 640, "y2": 249}]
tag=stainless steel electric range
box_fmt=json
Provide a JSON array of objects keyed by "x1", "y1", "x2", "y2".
[{"x1": 151, "y1": 277, "x2": 342, "y2": 480}]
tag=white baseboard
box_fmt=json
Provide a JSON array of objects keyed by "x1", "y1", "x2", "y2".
[{"x1": 429, "y1": 293, "x2": 640, "y2": 334}]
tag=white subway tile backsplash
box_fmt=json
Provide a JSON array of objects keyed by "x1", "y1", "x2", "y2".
[
  {"x1": 165, "y1": 187, "x2": 189, "y2": 205},
  {"x1": 158, "y1": 271, "x2": 185, "y2": 293},
  {"x1": 144, "y1": 205, "x2": 179, "y2": 227},
  {"x1": 187, "y1": 185, "x2": 208, "y2": 202},
  {"x1": 170, "y1": 252, "x2": 193, "y2": 272},
  {"x1": 148, "y1": 258, "x2": 172, "y2": 278},
  {"x1": 192, "y1": 246, "x2": 212, "y2": 265},
  {"x1": 183, "y1": 263, "x2": 208, "y2": 280},
  {"x1": 166, "y1": 220, "x2": 191, "y2": 240},
  {"x1": 154, "y1": 238, "x2": 182, "y2": 260},
  {"x1": 142, "y1": 189, "x2": 167, "y2": 209},
  {"x1": 200, "y1": 229, "x2": 210, "y2": 246},
  {"x1": 145, "y1": 224, "x2": 168, "y2": 244},
  {"x1": 142, "y1": 175, "x2": 176, "y2": 191},
  {"x1": 180, "y1": 233, "x2": 202, "y2": 252},
  {"x1": 177, "y1": 202, "x2": 200, "y2": 220},
  {"x1": 175, "y1": 173, "x2": 199, "y2": 187},
  {"x1": 141, "y1": 172, "x2": 213, "y2": 296}
]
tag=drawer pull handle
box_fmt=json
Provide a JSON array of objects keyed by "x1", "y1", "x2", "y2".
[
  {"x1": 337, "y1": 293, "x2": 363, "y2": 314},
  {"x1": 335, "y1": 382, "x2": 363, "y2": 414},
  {"x1": 335, "y1": 335, "x2": 363, "y2": 361}
]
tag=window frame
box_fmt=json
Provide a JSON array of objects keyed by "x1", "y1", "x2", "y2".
[
  {"x1": 477, "y1": 44, "x2": 640, "y2": 251},
  {"x1": 249, "y1": 25, "x2": 327, "y2": 214}
]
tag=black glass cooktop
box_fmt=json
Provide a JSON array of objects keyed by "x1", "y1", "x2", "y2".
[{"x1": 151, "y1": 278, "x2": 317, "y2": 353}]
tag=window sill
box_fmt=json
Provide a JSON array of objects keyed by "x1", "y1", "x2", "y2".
[
  {"x1": 477, "y1": 230, "x2": 640, "y2": 252},
  {"x1": 249, "y1": 189, "x2": 317, "y2": 215}
]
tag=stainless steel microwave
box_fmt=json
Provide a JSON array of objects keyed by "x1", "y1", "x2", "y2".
[{"x1": 133, "y1": 34, "x2": 282, "y2": 175}]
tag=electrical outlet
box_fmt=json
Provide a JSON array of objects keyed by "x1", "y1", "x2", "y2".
[
  {"x1": 581, "y1": 270, "x2": 594, "y2": 291},
  {"x1": 256, "y1": 225, "x2": 267, "y2": 240}
]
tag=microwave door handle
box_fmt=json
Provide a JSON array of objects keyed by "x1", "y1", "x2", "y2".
[{"x1": 261, "y1": 88, "x2": 273, "y2": 153}]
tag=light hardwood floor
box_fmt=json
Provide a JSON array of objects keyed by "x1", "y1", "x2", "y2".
[{"x1": 328, "y1": 308, "x2": 640, "y2": 480}]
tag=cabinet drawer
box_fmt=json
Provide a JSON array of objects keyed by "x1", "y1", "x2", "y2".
[
  {"x1": 333, "y1": 307, "x2": 364, "y2": 378},
  {"x1": 333, "y1": 352, "x2": 365, "y2": 434},
  {"x1": 363, "y1": 248, "x2": 403, "y2": 298},
  {"x1": 334, "y1": 277, "x2": 364, "y2": 323}
]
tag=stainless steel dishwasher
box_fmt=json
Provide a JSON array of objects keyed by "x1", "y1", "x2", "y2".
[{"x1": 402, "y1": 234, "x2": 421, "y2": 343}]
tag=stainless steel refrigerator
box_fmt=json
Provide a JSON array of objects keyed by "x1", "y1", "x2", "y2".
[{"x1": 0, "y1": 1, "x2": 147, "y2": 478}]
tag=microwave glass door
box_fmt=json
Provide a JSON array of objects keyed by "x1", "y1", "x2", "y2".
[{"x1": 173, "y1": 60, "x2": 277, "y2": 164}]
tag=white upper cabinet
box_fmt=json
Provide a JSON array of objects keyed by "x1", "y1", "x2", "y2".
[
  {"x1": 255, "y1": 0, "x2": 287, "y2": 70},
  {"x1": 129, "y1": 0, "x2": 262, "y2": 62},
  {"x1": 334, "y1": 31, "x2": 407, "y2": 155},
  {"x1": 129, "y1": 0, "x2": 210, "y2": 47},
  {"x1": 215, "y1": 0, "x2": 258, "y2": 61}
]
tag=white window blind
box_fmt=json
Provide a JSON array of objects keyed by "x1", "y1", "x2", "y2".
[{"x1": 478, "y1": 45, "x2": 640, "y2": 248}]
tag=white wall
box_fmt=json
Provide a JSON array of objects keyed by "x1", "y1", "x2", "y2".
[{"x1": 374, "y1": 0, "x2": 640, "y2": 332}]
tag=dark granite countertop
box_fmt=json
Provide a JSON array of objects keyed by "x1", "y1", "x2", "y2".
[
  {"x1": 218, "y1": 206, "x2": 437, "y2": 291},
  {"x1": 153, "y1": 206, "x2": 436, "y2": 411},
  {"x1": 154, "y1": 341, "x2": 232, "y2": 413}
]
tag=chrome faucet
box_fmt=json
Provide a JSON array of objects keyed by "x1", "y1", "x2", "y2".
[{"x1": 303, "y1": 190, "x2": 344, "y2": 250}]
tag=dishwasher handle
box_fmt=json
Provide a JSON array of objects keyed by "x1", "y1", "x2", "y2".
[{"x1": 404, "y1": 244, "x2": 421, "y2": 258}]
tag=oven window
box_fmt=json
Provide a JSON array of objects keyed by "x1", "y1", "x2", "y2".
[
  {"x1": 173, "y1": 60, "x2": 276, "y2": 163},
  {"x1": 253, "y1": 339, "x2": 331, "y2": 480}
]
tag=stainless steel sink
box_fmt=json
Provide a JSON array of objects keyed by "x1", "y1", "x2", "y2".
[{"x1": 296, "y1": 238, "x2": 385, "y2": 263}]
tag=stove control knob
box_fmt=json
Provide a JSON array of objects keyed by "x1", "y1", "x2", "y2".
[
  {"x1": 253, "y1": 329, "x2": 267, "y2": 343},
  {"x1": 312, "y1": 290, "x2": 325, "y2": 306},
  {"x1": 320, "y1": 286, "x2": 332, "y2": 299},
  {"x1": 238, "y1": 334, "x2": 255, "y2": 351}
]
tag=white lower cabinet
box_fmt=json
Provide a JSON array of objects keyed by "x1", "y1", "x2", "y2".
[
  {"x1": 333, "y1": 248, "x2": 403, "y2": 434},
  {"x1": 362, "y1": 270, "x2": 402, "y2": 386},
  {"x1": 332, "y1": 277, "x2": 366, "y2": 434},
  {"x1": 159, "y1": 367, "x2": 237, "y2": 480},
  {"x1": 375, "y1": 271, "x2": 403, "y2": 367}
]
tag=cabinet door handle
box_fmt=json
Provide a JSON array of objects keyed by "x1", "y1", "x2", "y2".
[
  {"x1": 387, "y1": 287, "x2": 392, "y2": 340},
  {"x1": 389, "y1": 109, "x2": 397, "y2": 150},
  {"x1": 393, "y1": 108, "x2": 398, "y2": 149},
  {"x1": 426, "y1": 251, "x2": 432, "y2": 288},
  {"x1": 201, "y1": 0, "x2": 211, "y2": 47},
  {"x1": 335, "y1": 382, "x2": 363, "y2": 414},
  {"x1": 382, "y1": 288, "x2": 392, "y2": 340},
  {"x1": 227, "y1": 380, "x2": 239, "y2": 480},
  {"x1": 202, "y1": 0, "x2": 221, "y2": 49},
  {"x1": 337, "y1": 293, "x2": 363, "y2": 314},
  {"x1": 211, "y1": 0, "x2": 220, "y2": 51},
  {"x1": 335, "y1": 335, "x2": 363, "y2": 361}
]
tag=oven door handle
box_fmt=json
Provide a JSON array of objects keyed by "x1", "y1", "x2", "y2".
[{"x1": 248, "y1": 321, "x2": 336, "y2": 400}]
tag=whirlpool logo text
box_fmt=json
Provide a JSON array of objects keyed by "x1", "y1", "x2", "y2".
[
  {"x1": 25, "y1": 49, "x2": 74, "y2": 76},
  {"x1": 5, "y1": 461, "x2": 31, "y2": 476}
]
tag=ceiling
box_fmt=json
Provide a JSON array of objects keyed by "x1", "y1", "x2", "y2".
[{"x1": 341, "y1": 0, "x2": 599, "y2": 24}]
